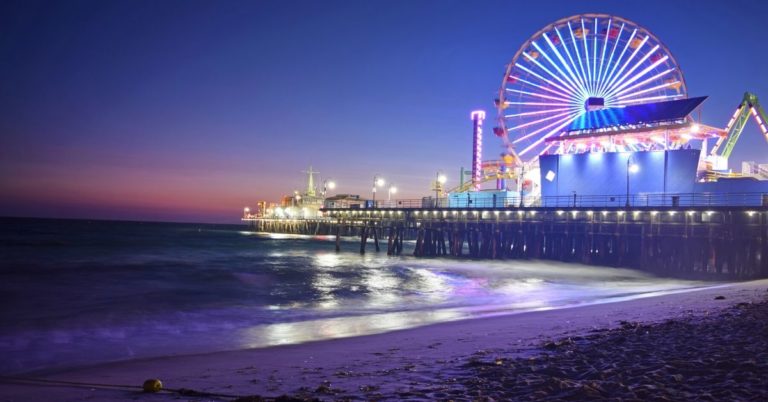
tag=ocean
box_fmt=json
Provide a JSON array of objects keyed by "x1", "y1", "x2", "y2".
[{"x1": 0, "y1": 217, "x2": 712, "y2": 374}]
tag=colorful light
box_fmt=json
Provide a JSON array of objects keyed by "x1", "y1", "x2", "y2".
[{"x1": 502, "y1": 15, "x2": 686, "y2": 159}]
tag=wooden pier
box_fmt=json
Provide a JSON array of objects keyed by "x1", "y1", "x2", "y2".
[{"x1": 321, "y1": 207, "x2": 768, "y2": 280}]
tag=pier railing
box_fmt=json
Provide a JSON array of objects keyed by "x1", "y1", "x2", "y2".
[{"x1": 357, "y1": 192, "x2": 768, "y2": 209}]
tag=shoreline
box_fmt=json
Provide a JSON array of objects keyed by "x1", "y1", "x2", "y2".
[{"x1": 2, "y1": 279, "x2": 766, "y2": 401}]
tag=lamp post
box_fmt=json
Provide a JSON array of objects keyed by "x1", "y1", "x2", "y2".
[
  {"x1": 322, "y1": 179, "x2": 336, "y2": 198},
  {"x1": 626, "y1": 155, "x2": 639, "y2": 207},
  {"x1": 372, "y1": 175, "x2": 385, "y2": 207},
  {"x1": 388, "y1": 185, "x2": 397, "y2": 201},
  {"x1": 435, "y1": 172, "x2": 447, "y2": 207}
]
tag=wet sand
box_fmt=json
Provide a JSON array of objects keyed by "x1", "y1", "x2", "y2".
[{"x1": 2, "y1": 279, "x2": 767, "y2": 401}]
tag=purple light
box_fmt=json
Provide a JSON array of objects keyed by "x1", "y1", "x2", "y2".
[
  {"x1": 471, "y1": 111, "x2": 486, "y2": 190},
  {"x1": 567, "y1": 21, "x2": 590, "y2": 95},
  {"x1": 512, "y1": 76, "x2": 573, "y2": 100},
  {"x1": 541, "y1": 32, "x2": 588, "y2": 98},
  {"x1": 581, "y1": 18, "x2": 593, "y2": 93},
  {"x1": 532, "y1": 41, "x2": 585, "y2": 98},
  {"x1": 605, "y1": 46, "x2": 662, "y2": 96},
  {"x1": 597, "y1": 28, "x2": 637, "y2": 96},
  {"x1": 601, "y1": 35, "x2": 649, "y2": 96},
  {"x1": 522, "y1": 51, "x2": 581, "y2": 97},
  {"x1": 612, "y1": 68, "x2": 675, "y2": 98},
  {"x1": 513, "y1": 111, "x2": 581, "y2": 145},
  {"x1": 515, "y1": 63, "x2": 577, "y2": 100}
]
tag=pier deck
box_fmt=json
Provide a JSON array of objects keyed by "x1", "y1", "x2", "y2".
[{"x1": 245, "y1": 193, "x2": 768, "y2": 280}]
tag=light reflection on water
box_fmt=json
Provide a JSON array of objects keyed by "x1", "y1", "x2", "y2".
[
  {"x1": 244, "y1": 309, "x2": 465, "y2": 348},
  {"x1": 0, "y1": 221, "x2": 720, "y2": 374}
]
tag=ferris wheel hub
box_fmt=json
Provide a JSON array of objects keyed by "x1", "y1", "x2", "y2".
[{"x1": 585, "y1": 97, "x2": 605, "y2": 111}]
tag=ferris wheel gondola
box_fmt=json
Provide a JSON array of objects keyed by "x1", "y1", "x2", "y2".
[{"x1": 496, "y1": 14, "x2": 688, "y2": 163}]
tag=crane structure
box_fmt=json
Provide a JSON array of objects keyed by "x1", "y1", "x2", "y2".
[{"x1": 706, "y1": 92, "x2": 768, "y2": 173}]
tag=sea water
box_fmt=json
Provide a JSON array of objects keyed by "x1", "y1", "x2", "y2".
[{"x1": 0, "y1": 217, "x2": 711, "y2": 374}]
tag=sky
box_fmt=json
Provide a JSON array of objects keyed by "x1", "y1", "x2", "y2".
[{"x1": 1, "y1": 0, "x2": 767, "y2": 223}]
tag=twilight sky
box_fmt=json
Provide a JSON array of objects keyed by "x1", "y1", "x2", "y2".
[{"x1": 1, "y1": 0, "x2": 767, "y2": 223}]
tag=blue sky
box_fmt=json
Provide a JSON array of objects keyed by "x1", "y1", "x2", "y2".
[{"x1": 1, "y1": 0, "x2": 766, "y2": 222}]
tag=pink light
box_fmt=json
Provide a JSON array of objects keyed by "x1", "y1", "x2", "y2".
[
  {"x1": 515, "y1": 63, "x2": 577, "y2": 100},
  {"x1": 506, "y1": 110, "x2": 577, "y2": 131},
  {"x1": 616, "y1": 79, "x2": 678, "y2": 101},
  {"x1": 612, "y1": 68, "x2": 675, "y2": 98},
  {"x1": 513, "y1": 112, "x2": 581, "y2": 144},
  {"x1": 504, "y1": 107, "x2": 572, "y2": 119},
  {"x1": 505, "y1": 88, "x2": 572, "y2": 103},
  {"x1": 518, "y1": 114, "x2": 581, "y2": 155},
  {"x1": 471, "y1": 110, "x2": 485, "y2": 190},
  {"x1": 512, "y1": 76, "x2": 573, "y2": 100}
]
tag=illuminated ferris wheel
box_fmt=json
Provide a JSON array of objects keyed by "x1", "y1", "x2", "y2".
[{"x1": 495, "y1": 14, "x2": 688, "y2": 162}]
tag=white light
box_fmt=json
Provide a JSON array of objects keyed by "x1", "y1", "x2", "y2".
[
  {"x1": 437, "y1": 175, "x2": 447, "y2": 184},
  {"x1": 244, "y1": 207, "x2": 250, "y2": 212},
  {"x1": 390, "y1": 186, "x2": 398, "y2": 194},
  {"x1": 376, "y1": 178, "x2": 385, "y2": 187},
  {"x1": 545, "y1": 170, "x2": 556, "y2": 181},
  {"x1": 691, "y1": 123, "x2": 700, "y2": 133},
  {"x1": 327, "y1": 181, "x2": 336, "y2": 190},
  {"x1": 629, "y1": 164, "x2": 640, "y2": 174},
  {"x1": 557, "y1": 210, "x2": 564, "y2": 215}
]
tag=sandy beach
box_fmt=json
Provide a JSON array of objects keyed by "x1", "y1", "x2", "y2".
[{"x1": 2, "y1": 279, "x2": 767, "y2": 401}]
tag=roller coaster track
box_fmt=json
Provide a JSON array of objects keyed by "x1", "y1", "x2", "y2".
[{"x1": 710, "y1": 92, "x2": 768, "y2": 159}]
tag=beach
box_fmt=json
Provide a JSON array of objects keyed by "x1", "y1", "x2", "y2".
[{"x1": 2, "y1": 278, "x2": 766, "y2": 401}]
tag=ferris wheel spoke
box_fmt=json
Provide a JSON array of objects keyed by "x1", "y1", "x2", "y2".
[
  {"x1": 597, "y1": 28, "x2": 637, "y2": 96},
  {"x1": 518, "y1": 114, "x2": 581, "y2": 156},
  {"x1": 505, "y1": 88, "x2": 572, "y2": 103},
  {"x1": 611, "y1": 68, "x2": 675, "y2": 100},
  {"x1": 538, "y1": 38, "x2": 587, "y2": 98},
  {"x1": 512, "y1": 111, "x2": 581, "y2": 145},
  {"x1": 505, "y1": 110, "x2": 579, "y2": 131},
  {"x1": 598, "y1": 22, "x2": 625, "y2": 92},
  {"x1": 580, "y1": 19, "x2": 594, "y2": 93},
  {"x1": 567, "y1": 21, "x2": 591, "y2": 96},
  {"x1": 504, "y1": 107, "x2": 574, "y2": 119},
  {"x1": 592, "y1": 18, "x2": 599, "y2": 91},
  {"x1": 596, "y1": 19, "x2": 612, "y2": 90},
  {"x1": 602, "y1": 36, "x2": 649, "y2": 97},
  {"x1": 554, "y1": 28, "x2": 589, "y2": 93},
  {"x1": 515, "y1": 63, "x2": 581, "y2": 101},
  {"x1": 522, "y1": 50, "x2": 582, "y2": 97},
  {"x1": 616, "y1": 79, "x2": 680, "y2": 101},
  {"x1": 607, "y1": 57, "x2": 670, "y2": 99},
  {"x1": 604, "y1": 45, "x2": 661, "y2": 97},
  {"x1": 504, "y1": 101, "x2": 575, "y2": 107},
  {"x1": 514, "y1": 76, "x2": 576, "y2": 100}
]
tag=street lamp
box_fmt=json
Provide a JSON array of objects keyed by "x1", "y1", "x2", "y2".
[
  {"x1": 388, "y1": 185, "x2": 397, "y2": 201},
  {"x1": 435, "y1": 172, "x2": 447, "y2": 207},
  {"x1": 322, "y1": 179, "x2": 336, "y2": 197},
  {"x1": 372, "y1": 175, "x2": 385, "y2": 207},
  {"x1": 626, "y1": 155, "x2": 640, "y2": 207}
]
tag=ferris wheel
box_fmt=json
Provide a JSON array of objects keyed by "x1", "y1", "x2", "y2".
[{"x1": 495, "y1": 14, "x2": 688, "y2": 162}]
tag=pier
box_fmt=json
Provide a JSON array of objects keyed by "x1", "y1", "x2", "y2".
[{"x1": 247, "y1": 193, "x2": 768, "y2": 280}]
